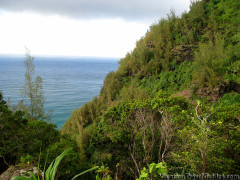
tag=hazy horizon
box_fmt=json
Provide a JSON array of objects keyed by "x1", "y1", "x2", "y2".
[{"x1": 0, "y1": 53, "x2": 121, "y2": 60}]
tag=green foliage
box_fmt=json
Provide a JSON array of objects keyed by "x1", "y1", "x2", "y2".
[
  {"x1": 11, "y1": 148, "x2": 91, "y2": 180},
  {"x1": 100, "y1": 71, "x2": 124, "y2": 103},
  {"x1": 18, "y1": 48, "x2": 51, "y2": 122},
  {"x1": 6, "y1": 0, "x2": 240, "y2": 178},
  {"x1": 72, "y1": 166, "x2": 99, "y2": 180},
  {"x1": 61, "y1": 98, "x2": 103, "y2": 170},
  {"x1": 63, "y1": 0, "x2": 240, "y2": 138},
  {"x1": 90, "y1": 95, "x2": 189, "y2": 177},
  {"x1": 40, "y1": 135, "x2": 83, "y2": 179},
  {"x1": 60, "y1": 0, "x2": 240, "y2": 178},
  {"x1": 137, "y1": 162, "x2": 167, "y2": 180},
  {"x1": 0, "y1": 91, "x2": 61, "y2": 173},
  {"x1": 193, "y1": 36, "x2": 226, "y2": 87},
  {"x1": 215, "y1": 92, "x2": 240, "y2": 107},
  {"x1": 23, "y1": 121, "x2": 60, "y2": 155},
  {"x1": 211, "y1": 103, "x2": 240, "y2": 173},
  {"x1": 140, "y1": 61, "x2": 194, "y2": 95},
  {"x1": 19, "y1": 154, "x2": 34, "y2": 167},
  {"x1": 119, "y1": 81, "x2": 148, "y2": 102},
  {"x1": 173, "y1": 101, "x2": 240, "y2": 174},
  {"x1": 188, "y1": 0, "x2": 206, "y2": 30},
  {"x1": 11, "y1": 149, "x2": 71, "y2": 180},
  {"x1": 173, "y1": 105, "x2": 215, "y2": 174},
  {"x1": 0, "y1": 91, "x2": 28, "y2": 166},
  {"x1": 226, "y1": 60, "x2": 240, "y2": 83},
  {"x1": 11, "y1": 173, "x2": 38, "y2": 180},
  {"x1": 95, "y1": 164, "x2": 113, "y2": 180},
  {"x1": 43, "y1": 148, "x2": 72, "y2": 180}
]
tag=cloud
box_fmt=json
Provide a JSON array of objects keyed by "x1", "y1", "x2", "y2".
[{"x1": 0, "y1": 0, "x2": 190, "y2": 21}]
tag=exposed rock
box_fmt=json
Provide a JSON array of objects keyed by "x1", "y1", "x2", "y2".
[
  {"x1": 0, "y1": 166, "x2": 42, "y2": 180},
  {"x1": 0, "y1": 167, "x2": 14, "y2": 180},
  {"x1": 174, "y1": 89, "x2": 192, "y2": 99}
]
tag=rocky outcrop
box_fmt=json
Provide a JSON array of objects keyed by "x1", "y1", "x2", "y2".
[
  {"x1": 0, "y1": 167, "x2": 14, "y2": 180},
  {"x1": 0, "y1": 166, "x2": 41, "y2": 180}
]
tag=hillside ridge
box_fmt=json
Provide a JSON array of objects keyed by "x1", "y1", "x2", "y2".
[{"x1": 61, "y1": 0, "x2": 240, "y2": 178}]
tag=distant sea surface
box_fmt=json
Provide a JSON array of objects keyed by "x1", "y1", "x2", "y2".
[{"x1": 0, "y1": 55, "x2": 119, "y2": 129}]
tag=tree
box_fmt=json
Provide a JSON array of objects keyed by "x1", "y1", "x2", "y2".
[
  {"x1": 193, "y1": 36, "x2": 226, "y2": 88},
  {"x1": 173, "y1": 99, "x2": 240, "y2": 175},
  {"x1": 21, "y1": 48, "x2": 50, "y2": 121},
  {"x1": 173, "y1": 102, "x2": 215, "y2": 175},
  {"x1": 0, "y1": 91, "x2": 60, "y2": 174},
  {"x1": 90, "y1": 95, "x2": 189, "y2": 178},
  {"x1": 0, "y1": 91, "x2": 26, "y2": 171}
]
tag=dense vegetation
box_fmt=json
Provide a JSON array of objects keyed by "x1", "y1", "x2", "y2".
[
  {"x1": 1, "y1": 0, "x2": 240, "y2": 179},
  {"x1": 3, "y1": 92, "x2": 91, "y2": 179},
  {"x1": 61, "y1": 0, "x2": 240, "y2": 179}
]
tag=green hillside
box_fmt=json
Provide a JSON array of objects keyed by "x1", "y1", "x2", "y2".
[{"x1": 61, "y1": 0, "x2": 240, "y2": 178}]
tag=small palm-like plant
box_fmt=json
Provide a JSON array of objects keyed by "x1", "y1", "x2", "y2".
[{"x1": 11, "y1": 148, "x2": 98, "y2": 180}]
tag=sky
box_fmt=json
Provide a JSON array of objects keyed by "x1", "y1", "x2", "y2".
[{"x1": 0, "y1": 0, "x2": 190, "y2": 58}]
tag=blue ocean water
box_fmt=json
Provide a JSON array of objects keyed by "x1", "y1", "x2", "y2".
[{"x1": 0, "y1": 55, "x2": 119, "y2": 129}]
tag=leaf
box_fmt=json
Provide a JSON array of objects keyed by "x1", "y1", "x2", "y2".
[
  {"x1": 44, "y1": 148, "x2": 72, "y2": 180},
  {"x1": 11, "y1": 177, "x2": 29, "y2": 180},
  {"x1": 27, "y1": 172, "x2": 38, "y2": 180},
  {"x1": 71, "y1": 166, "x2": 99, "y2": 180},
  {"x1": 96, "y1": 174, "x2": 101, "y2": 180},
  {"x1": 107, "y1": 174, "x2": 113, "y2": 180},
  {"x1": 139, "y1": 171, "x2": 148, "y2": 178},
  {"x1": 149, "y1": 163, "x2": 156, "y2": 173},
  {"x1": 11, "y1": 171, "x2": 38, "y2": 180}
]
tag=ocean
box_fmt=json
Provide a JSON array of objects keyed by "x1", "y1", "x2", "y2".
[{"x1": 0, "y1": 55, "x2": 119, "y2": 129}]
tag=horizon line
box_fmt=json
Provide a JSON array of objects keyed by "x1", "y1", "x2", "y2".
[{"x1": 0, "y1": 53, "x2": 121, "y2": 60}]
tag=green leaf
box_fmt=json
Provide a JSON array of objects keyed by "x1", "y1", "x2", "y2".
[
  {"x1": 149, "y1": 163, "x2": 156, "y2": 173},
  {"x1": 44, "y1": 148, "x2": 72, "y2": 180},
  {"x1": 71, "y1": 166, "x2": 99, "y2": 180},
  {"x1": 107, "y1": 174, "x2": 113, "y2": 180},
  {"x1": 11, "y1": 177, "x2": 29, "y2": 180},
  {"x1": 11, "y1": 171, "x2": 38, "y2": 180},
  {"x1": 96, "y1": 174, "x2": 101, "y2": 180},
  {"x1": 27, "y1": 172, "x2": 38, "y2": 180}
]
